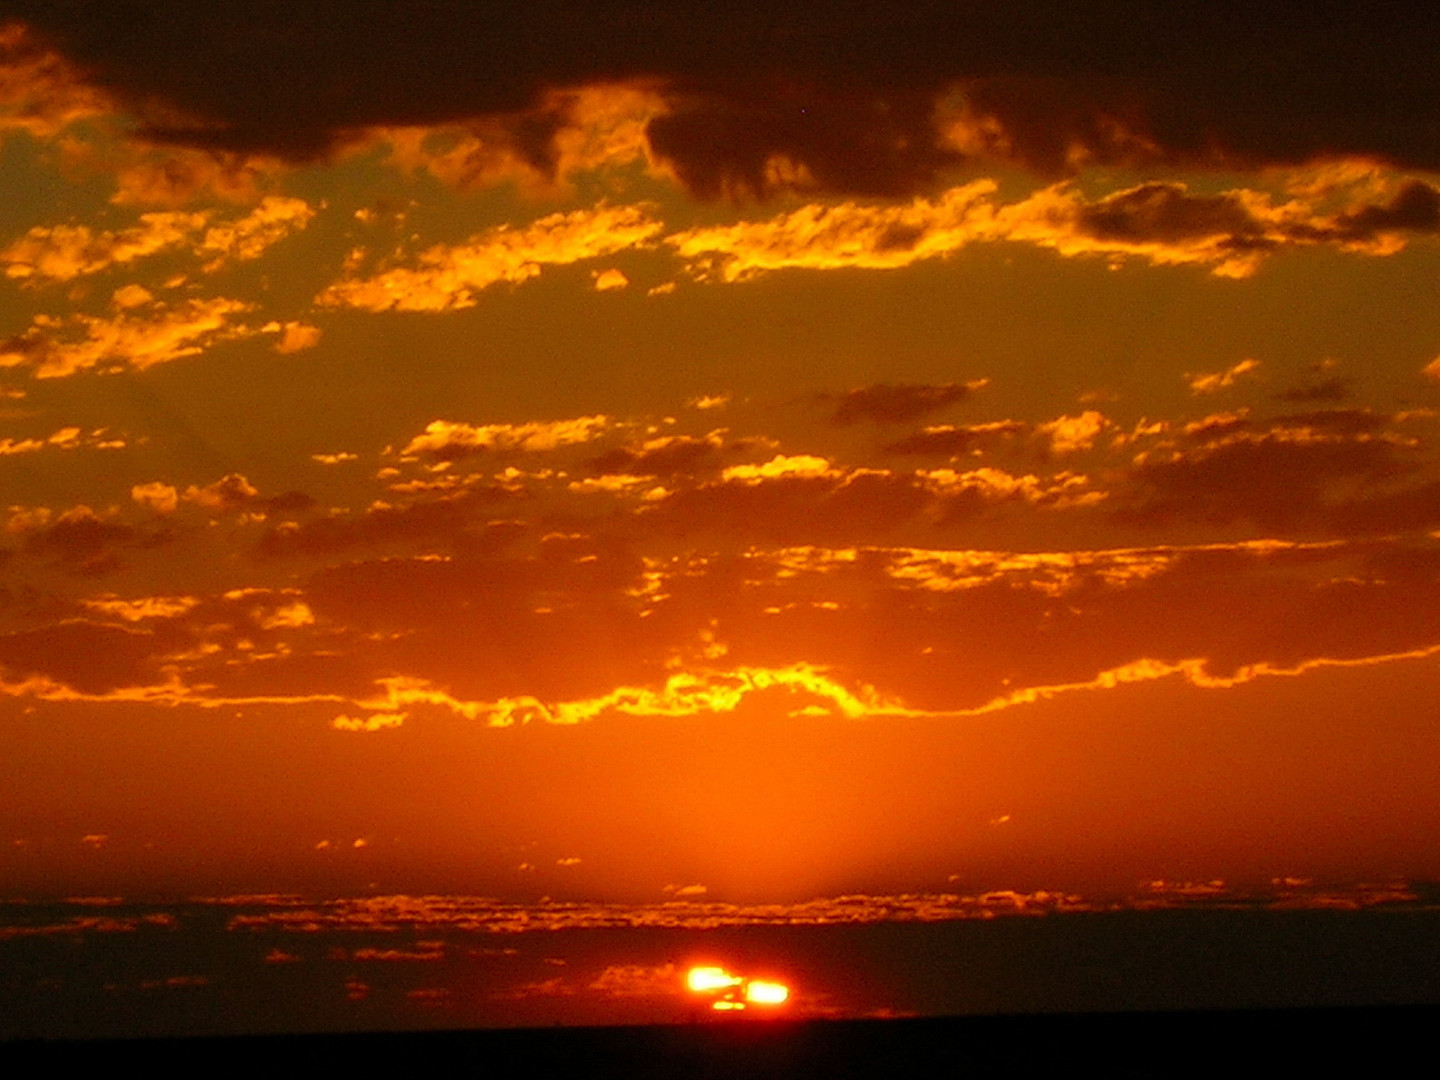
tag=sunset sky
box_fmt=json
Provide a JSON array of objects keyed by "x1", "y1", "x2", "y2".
[{"x1": 3, "y1": 2, "x2": 1440, "y2": 919}]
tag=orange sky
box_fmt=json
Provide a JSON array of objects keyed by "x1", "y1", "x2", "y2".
[{"x1": 3, "y1": 7, "x2": 1440, "y2": 905}]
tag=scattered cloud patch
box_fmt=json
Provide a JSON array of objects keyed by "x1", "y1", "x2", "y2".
[
  {"x1": 1187, "y1": 358, "x2": 1261, "y2": 395},
  {"x1": 400, "y1": 416, "x2": 613, "y2": 460},
  {"x1": 316, "y1": 204, "x2": 661, "y2": 312},
  {"x1": 824, "y1": 381, "x2": 988, "y2": 426},
  {"x1": 0, "y1": 293, "x2": 257, "y2": 377}
]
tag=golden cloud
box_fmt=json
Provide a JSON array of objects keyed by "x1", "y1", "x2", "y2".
[
  {"x1": 109, "y1": 146, "x2": 288, "y2": 207},
  {"x1": 267, "y1": 321, "x2": 322, "y2": 354},
  {"x1": 669, "y1": 182, "x2": 997, "y2": 282},
  {"x1": 345, "y1": 662, "x2": 906, "y2": 730},
  {"x1": 1035, "y1": 411, "x2": 1108, "y2": 454},
  {"x1": 400, "y1": 416, "x2": 613, "y2": 458},
  {"x1": 1187, "y1": 358, "x2": 1262, "y2": 395},
  {"x1": 316, "y1": 203, "x2": 662, "y2": 312},
  {"x1": 0, "y1": 196, "x2": 312, "y2": 283},
  {"x1": 182, "y1": 474, "x2": 258, "y2": 511},
  {"x1": 0, "y1": 22, "x2": 110, "y2": 140},
  {"x1": 1, "y1": 212, "x2": 205, "y2": 282},
  {"x1": 194, "y1": 196, "x2": 315, "y2": 266},
  {"x1": 377, "y1": 82, "x2": 670, "y2": 197},
  {"x1": 669, "y1": 178, "x2": 1440, "y2": 282},
  {"x1": 591, "y1": 267, "x2": 629, "y2": 291},
  {"x1": 917, "y1": 466, "x2": 1100, "y2": 507},
  {"x1": 130, "y1": 482, "x2": 179, "y2": 514},
  {"x1": 1, "y1": 293, "x2": 256, "y2": 377},
  {"x1": 719, "y1": 454, "x2": 841, "y2": 484},
  {"x1": 80, "y1": 595, "x2": 202, "y2": 622}
]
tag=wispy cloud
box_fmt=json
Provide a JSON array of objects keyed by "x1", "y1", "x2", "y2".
[{"x1": 316, "y1": 204, "x2": 662, "y2": 312}]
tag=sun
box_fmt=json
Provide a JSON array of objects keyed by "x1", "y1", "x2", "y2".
[{"x1": 686, "y1": 965, "x2": 791, "y2": 1013}]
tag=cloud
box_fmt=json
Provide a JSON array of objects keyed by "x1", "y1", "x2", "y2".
[
  {"x1": 637, "y1": 457, "x2": 1095, "y2": 545},
  {"x1": 1276, "y1": 377, "x2": 1350, "y2": 403},
  {"x1": 0, "y1": 292, "x2": 257, "y2": 377},
  {"x1": 588, "y1": 964, "x2": 683, "y2": 998},
  {"x1": 108, "y1": 146, "x2": 289, "y2": 207},
  {"x1": 316, "y1": 204, "x2": 662, "y2": 312},
  {"x1": 131, "y1": 482, "x2": 179, "y2": 514},
  {"x1": 1120, "y1": 418, "x2": 1433, "y2": 532},
  {"x1": 128, "y1": 474, "x2": 312, "y2": 517},
  {"x1": 720, "y1": 454, "x2": 841, "y2": 484},
  {"x1": 0, "y1": 425, "x2": 120, "y2": 455},
  {"x1": 182, "y1": 473, "x2": 259, "y2": 512},
  {"x1": 823, "y1": 381, "x2": 987, "y2": 426},
  {"x1": 193, "y1": 196, "x2": 315, "y2": 266},
  {"x1": 349, "y1": 661, "x2": 905, "y2": 729},
  {"x1": 668, "y1": 183, "x2": 997, "y2": 281},
  {"x1": 919, "y1": 467, "x2": 1102, "y2": 510},
  {"x1": 1187, "y1": 358, "x2": 1261, "y2": 395},
  {"x1": 591, "y1": 267, "x2": 628, "y2": 291},
  {"x1": 80, "y1": 594, "x2": 200, "y2": 622},
  {"x1": 268, "y1": 321, "x2": 322, "y2": 354},
  {"x1": 1057, "y1": 179, "x2": 1440, "y2": 272},
  {"x1": 400, "y1": 416, "x2": 614, "y2": 461},
  {"x1": 0, "y1": 196, "x2": 313, "y2": 282},
  {"x1": 669, "y1": 179, "x2": 1440, "y2": 282},
  {"x1": 5, "y1": 511, "x2": 1440, "y2": 736},
  {"x1": 1327, "y1": 179, "x2": 1440, "y2": 243},
  {"x1": 1, "y1": 212, "x2": 205, "y2": 282},
  {"x1": 882, "y1": 420, "x2": 1026, "y2": 457},
  {"x1": 376, "y1": 82, "x2": 670, "y2": 197},
  {"x1": 254, "y1": 489, "x2": 518, "y2": 558},
  {"x1": 588, "y1": 430, "x2": 730, "y2": 477},
  {"x1": 0, "y1": 21, "x2": 110, "y2": 140},
  {"x1": 10, "y1": 6, "x2": 1440, "y2": 202},
  {"x1": 332, "y1": 712, "x2": 406, "y2": 733},
  {"x1": 8, "y1": 504, "x2": 157, "y2": 575},
  {"x1": 1035, "y1": 411, "x2": 1108, "y2": 455},
  {"x1": 0, "y1": 620, "x2": 159, "y2": 693}
]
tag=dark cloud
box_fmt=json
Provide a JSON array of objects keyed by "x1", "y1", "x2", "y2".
[
  {"x1": 1272, "y1": 409, "x2": 1390, "y2": 437},
  {"x1": 644, "y1": 472, "x2": 931, "y2": 546},
  {"x1": 824, "y1": 383, "x2": 977, "y2": 426},
  {"x1": 1075, "y1": 180, "x2": 1440, "y2": 257},
  {"x1": 1183, "y1": 414, "x2": 1252, "y2": 444},
  {"x1": 1077, "y1": 184, "x2": 1273, "y2": 248},
  {"x1": 0, "y1": 621, "x2": 159, "y2": 693},
  {"x1": 19, "y1": 507, "x2": 165, "y2": 575},
  {"x1": 13, "y1": 3, "x2": 1440, "y2": 195},
  {"x1": 262, "y1": 489, "x2": 317, "y2": 514},
  {"x1": 1332, "y1": 180, "x2": 1440, "y2": 239},
  {"x1": 587, "y1": 432, "x2": 730, "y2": 477},
  {"x1": 646, "y1": 79, "x2": 960, "y2": 199},
  {"x1": 1275, "y1": 378, "x2": 1352, "y2": 404},
  {"x1": 254, "y1": 488, "x2": 519, "y2": 559},
  {"x1": 302, "y1": 548, "x2": 655, "y2": 701},
  {"x1": 1122, "y1": 431, "x2": 1433, "y2": 533}
]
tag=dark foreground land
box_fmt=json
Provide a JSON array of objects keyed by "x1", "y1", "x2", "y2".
[{"x1": 5, "y1": 1006, "x2": 1435, "y2": 1077}]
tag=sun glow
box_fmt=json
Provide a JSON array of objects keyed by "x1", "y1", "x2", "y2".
[
  {"x1": 687, "y1": 966, "x2": 742, "y2": 993},
  {"x1": 686, "y1": 965, "x2": 790, "y2": 1012},
  {"x1": 744, "y1": 980, "x2": 790, "y2": 1005}
]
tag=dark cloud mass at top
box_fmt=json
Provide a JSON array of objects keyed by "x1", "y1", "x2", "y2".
[{"x1": 10, "y1": 1, "x2": 1440, "y2": 195}]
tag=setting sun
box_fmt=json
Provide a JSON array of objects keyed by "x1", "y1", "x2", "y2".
[
  {"x1": 745, "y1": 981, "x2": 791, "y2": 1006},
  {"x1": 687, "y1": 966, "x2": 743, "y2": 994},
  {"x1": 686, "y1": 966, "x2": 792, "y2": 1012}
]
